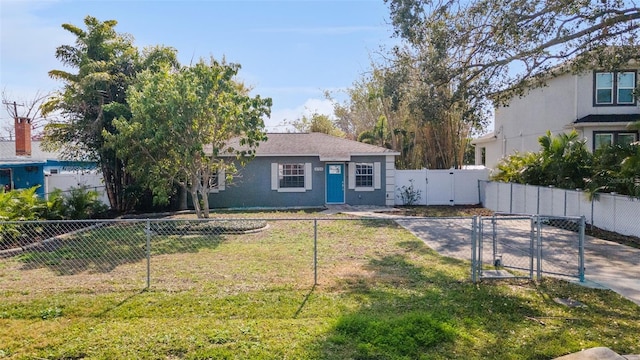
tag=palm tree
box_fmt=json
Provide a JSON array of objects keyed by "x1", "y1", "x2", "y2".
[{"x1": 42, "y1": 16, "x2": 178, "y2": 212}]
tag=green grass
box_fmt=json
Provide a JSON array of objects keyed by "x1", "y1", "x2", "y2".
[{"x1": 0, "y1": 212, "x2": 638, "y2": 359}]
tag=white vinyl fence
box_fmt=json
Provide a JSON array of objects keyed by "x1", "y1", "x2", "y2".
[
  {"x1": 395, "y1": 168, "x2": 490, "y2": 205},
  {"x1": 480, "y1": 181, "x2": 640, "y2": 238},
  {"x1": 44, "y1": 171, "x2": 109, "y2": 205}
]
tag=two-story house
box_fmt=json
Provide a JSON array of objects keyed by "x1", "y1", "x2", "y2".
[{"x1": 473, "y1": 63, "x2": 640, "y2": 169}]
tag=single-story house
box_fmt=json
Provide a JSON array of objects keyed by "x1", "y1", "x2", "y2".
[{"x1": 202, "y1": 132, "x2": 400, "y2": 209}]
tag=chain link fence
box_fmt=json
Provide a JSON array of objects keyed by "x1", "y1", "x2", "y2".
[
  {"x1": 1, "y1": 217, "x2": 418, "y2": 295},
  {"x1": 472, "y1": 215, "x2": 585, "y2": 282},
  {"x1": 1, "y1": 215, "x2": 587, "y2": 296}
]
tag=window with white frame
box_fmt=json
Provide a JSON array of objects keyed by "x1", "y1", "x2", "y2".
[
  {"x1": 348, "y1": 162, "x2": 381, "y2": 191},
  {"x1": 271, "y1": 163, "x2": 312, "y2": 192},
  {"x1": 595, "y1": 71, "x2": 637, "y2": 105},
  {"x1": 355, "y1": 163, "x2": 373, "y2": 187},
  {"x1": 279, "y1": 163, "x2": 305, "y2": 188}
]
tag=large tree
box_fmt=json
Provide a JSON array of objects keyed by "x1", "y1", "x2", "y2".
[
  {"x1": 377, "y1": 0, "x2": 639, "y2": 169},
  {"x1": 287, "y1": 112, "x2": 344, "y2": 137},
  {"x1": 41, "y1": 16, "x2": 178, "y2": 212},
  {"x1": 386, "y1": 0, "x2": 640, "y2": 103},
  {"x1": 104, "y1": 58, "x2": 272, "y2": 218}
]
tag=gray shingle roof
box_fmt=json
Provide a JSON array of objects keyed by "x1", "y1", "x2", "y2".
[
  {"x1": 219, "y1": 132, "x2": 399, "y2": 161},
  {"x1": 0, "y1": 141, "x2": 61, "y2": 162}
]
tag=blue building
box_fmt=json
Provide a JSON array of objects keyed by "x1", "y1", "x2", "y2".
[
  {"x1": 203, "y1": 133, "x2": 400, "y2": 209},
  {"x1": 0, "y1": 118, "x2": 98, "y2": 198}
]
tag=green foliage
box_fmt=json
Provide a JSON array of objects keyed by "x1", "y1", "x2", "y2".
[
  {"x1": 104, "y1": 58, "x2": 271, "y2": 218},
  {"x1": 493, "y1": 130, "x2": 640, "y2": 199},
  {"x1": 288, "y1": 112, "x2": 345, "y2": 137},
  {"x1": 0, "y1": 186, "x2": 107, "y2": 221},
  {"x1": 367, "y1": 0, "x2": 639, "y2": 169},
  {"x1": 43, "y1": 16, "x2": 179, "y2": 212},
  {"x1": 493, "y1": 131, "x2": 592, "y2": 190},
  {"x1": 0, "y1": 187, "x2": 47, "y2": 221},
  {"x1": 587, "y1": 143, "x2": 640, "y2": 199},
  {"x1": 63, "y1": 186, "x2": 110, "y2": 219},
  {"x1": 358, "y1": 114, "x2": 392, "y2": 148}
]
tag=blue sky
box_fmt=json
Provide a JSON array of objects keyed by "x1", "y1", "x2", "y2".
[{"x1": 0, "y1": 0, "x2": 396, "y2": 134}]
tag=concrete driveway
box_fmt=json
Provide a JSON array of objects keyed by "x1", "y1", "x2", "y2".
[{"x1": 391, "y1": 216, "x2": 640, "y2": 306}]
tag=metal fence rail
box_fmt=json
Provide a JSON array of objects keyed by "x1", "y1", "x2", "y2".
[
  {"x1": 1, "y1": 215, "x2": 586, "y2": 295},
  {"x1": 472, "y1": 215, "x2": 585, "y2": 282}
]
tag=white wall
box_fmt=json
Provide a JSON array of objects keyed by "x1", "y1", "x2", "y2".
[
  {"x1": 478, "y1": 68, "x2": 640, "y2": 169},
  {"x1": 482, "y1": 181, "x2": 639, "y2": 237},
  {"x1": 395, "y1": 168, "x2": 490, "y2": 205},
  {"x1": 44, "y1": 172, "x2": 109, "y2": 205}
]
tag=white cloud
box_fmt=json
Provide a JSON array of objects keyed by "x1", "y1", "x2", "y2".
[{"x1": 265, "y1": 98, "x2": 336, "y2": 132}]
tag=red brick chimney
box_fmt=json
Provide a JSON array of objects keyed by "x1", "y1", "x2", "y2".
[{"x1": 15, "y1": 117, "x2": 32, "y2": 156}]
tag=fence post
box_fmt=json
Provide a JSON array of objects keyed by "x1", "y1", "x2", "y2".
[
  {"x1": 492, "y1": 216, "x2": 498, "y2": 267},
  {"x1": 314, "y1": 219, "x2": 318, "y2": 286},
  {"x1": 564, "y1": 190, "x2": 567, "y2": 216},
  {"x1": 579, "y1": 216, "x2": 586, "y2": 283},
  {"x1": 509, "y1": 183, "x2": 513, "y2": 214},
  {"x1": 478, "y1": 218, "x2": 484, "y2": 279},
  {"x1": 536, "y1": 215, "x2": 542, "y2": 281},
  {"x1": 471, "y1": 216, "x2": 477, "y2": 283},
  {"x1": 537, "y1": 186, "x2": 540, "y2": 214},
  {"x1": 146, "y1": 219, "x2": 151, "y2": 289},
  {"x1": 529, "y1": 216, "x2": 535, "y2": 280}
]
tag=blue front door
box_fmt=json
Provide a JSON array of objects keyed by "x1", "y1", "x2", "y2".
[{"x1": 326, "y1": 164, "x2": 345, "y2": 204}]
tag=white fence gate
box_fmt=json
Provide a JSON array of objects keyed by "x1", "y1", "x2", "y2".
[{"x1": 395, "y1": 168, "x2": 490, "y2": 205}]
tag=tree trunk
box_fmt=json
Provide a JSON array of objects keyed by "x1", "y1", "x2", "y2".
[
  {"x1": 191, "y1": 187, "x2": 203, "y2": 218},
  {"x1": 201, "y1": 190, "x2": 210, "y2": 218},
  {"x1": 100, "y1": 161, "x2": 119, "y2": 211}
]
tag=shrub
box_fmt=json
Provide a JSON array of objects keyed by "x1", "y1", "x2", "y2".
[
  {"x1": 397, "y1": 179, "x2": 422, "y2": 205},
  {"x1": 62, "y1": 186, "x2": 109, "y2": 219}
]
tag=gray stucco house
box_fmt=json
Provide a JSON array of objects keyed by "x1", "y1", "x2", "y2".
[{"x1": 205, "y1": 132, "x2": 399, "y2": 209}]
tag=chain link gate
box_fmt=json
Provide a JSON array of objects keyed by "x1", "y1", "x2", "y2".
[{"x1": 472, "y1": 215, "x2": 585, "y2": 282}]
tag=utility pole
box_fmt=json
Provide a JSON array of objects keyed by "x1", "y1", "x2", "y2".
[
  {"x1": 2, "y1": 100, "x2": 26, "y2": 140},
  {"x1": 2, "y1": 100, "x2": 25, "y2": 118}
]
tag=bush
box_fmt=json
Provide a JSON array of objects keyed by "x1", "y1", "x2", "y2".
[
  {"x1": 63, "y1": 186, "x2": 109, "y2": 219},
  {"x1": 0, "y1": 186, "x2": 108, "y2": 221}
]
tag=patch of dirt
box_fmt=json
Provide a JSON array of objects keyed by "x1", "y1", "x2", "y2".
[
  {"x1": 388, "y1": 205, "x2": 494, "y2": 217},
  {"x1": 586, "y1": 225, "x2": 640, "y2": 249}
]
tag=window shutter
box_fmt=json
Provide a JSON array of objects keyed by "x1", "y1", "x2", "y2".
[
  {"x1": 348, "y1": 162, "x2": 355, "y2": 189},
  {"x1": 305, "y1": 163, "x2": 312, "y2": 190},
  {"x1": 374, "y1": 162, "x2": 381, "y2": 189},
  {"x1": 271, "y1": 163, "x2": 278, "y2": 190},
  {"x1": 218, "y1": 168, "x2": 225, "y2": 191}
]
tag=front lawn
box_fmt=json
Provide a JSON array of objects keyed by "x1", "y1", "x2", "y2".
[{"x1": 0, "y1": 212, "x2": 638, "y2": 359}]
